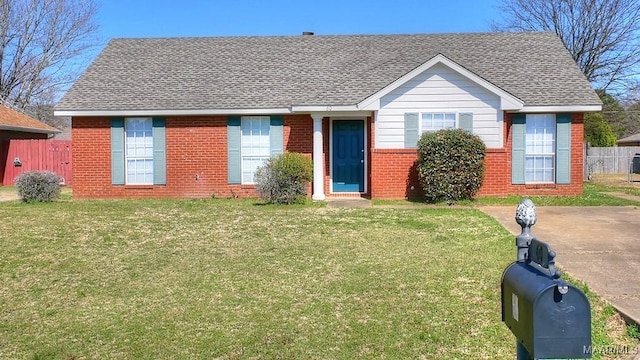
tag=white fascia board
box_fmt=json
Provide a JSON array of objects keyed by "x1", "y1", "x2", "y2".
[
  {"x1": 54, "y1": 108, "x2": 292, "y2": 117},
  {"x1": 515, "y1": 105, "x2": 602, "y2": 113},
  {"x1": 358, "y1": 98, "x2": 379, "y2": 111},
  {"x1": 290, "y1": 105, "x2": 360, "y2": 112},
  {"x1": 501, "y1": 98, "x2": 525, "y2": 111},
  {"x1": 0, "y1": 125, "x2": 60, "y2": 134},
  {"x1": 357, "y1": 53, "x2": 525, "y2": 111},
  {"x1": 310, "y1": 111, "x2": 373, "y2": 118}
]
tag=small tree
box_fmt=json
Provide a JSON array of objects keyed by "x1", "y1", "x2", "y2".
[
  {"x1": 416, "y1": 129, "x2": 486, "y2": 203},
  {"x1": 14, "y1": 171, "x2": 62, "y2": 202},
  {"x1": 0, "y1": 0, "x2": 99, "y2": 110},
  {"x1": 584, "y1": 112, "x2": 617, "y2": 146},
  {"x1": 597, "y1": 91, "x2": 628, "y2": 138},
  {"x1": 492, "y1": 0, "x2": 640, "y2": 93},
  {"x1": 255, "y1": 152, "x2": 313, "y2": 204}
]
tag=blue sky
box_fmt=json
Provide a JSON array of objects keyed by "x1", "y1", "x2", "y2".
[{"x1": 96, "y1": 0, "x2": 501, "y2": 40}]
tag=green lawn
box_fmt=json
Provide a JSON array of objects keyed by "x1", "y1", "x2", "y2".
[
  {"x1": 0, "y1": 198, "x2": 636, "y2": 359},
  {"x1": 374, "y1": 181, "x2": 640, "y2": 207}
]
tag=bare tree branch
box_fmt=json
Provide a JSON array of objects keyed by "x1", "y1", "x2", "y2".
[
  {"x1": 492, "y1": 0, "x2": 640, "y2": 94},
  {"x1": 0, "y1": 0, "x2": 99, "y2": 112}
]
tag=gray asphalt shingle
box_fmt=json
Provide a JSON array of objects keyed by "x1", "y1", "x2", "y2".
[{"x1": 55, "y1": 32, "x2": 601, "y2": 111}]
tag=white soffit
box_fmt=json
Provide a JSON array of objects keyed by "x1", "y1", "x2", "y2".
[
  {"x1": 53, "y1": 108, "x2": 293, "y2": 117},
  {"x1": 517, "y1": 105, "x2": 602, "y2": 113}
]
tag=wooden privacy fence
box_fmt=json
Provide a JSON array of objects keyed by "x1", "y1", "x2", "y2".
[
  {"x1": 0, "y1": 139, "x2": 72, "y2": 185},
  {"x1": 585, "y1": 146, "x2": 640, "y2": 175}
]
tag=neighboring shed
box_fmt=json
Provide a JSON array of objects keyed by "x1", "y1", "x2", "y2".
[
  {"x1": 617, "y1": 133, "x2": 640, "y2": 146},
  {"x1": 55, "y1": 32, "x2": 602, "y2": 200},
  {"x1": 0, "y1": 105, "x2": 69, "y2": 185},
  {"x1": 0, "y1": 104, "x2": 59, "y2": 140}
]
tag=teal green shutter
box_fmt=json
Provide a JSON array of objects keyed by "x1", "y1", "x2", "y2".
[
  {"x1": 110, "y1": 117, "x2": 125, "y2": 185},
  {"x1": 404, "y1": 113, "x2": 419, "y2": 148},
  {"x1": 459, "y1": 113, "x2": 473, "y2": 132},
  {"x1": 556, "y1": 114, "x2": 572, "y2": 184},
  {"x1": 511, "y1": 114, "x2": 526, "y2": 184},
  {"x1": 152, "y1": 117, "x2": 166, "y2": 185},
  {"x1": 269, "y1": 116, "x2": 284, "y2": 157},
  {"x1": 227, "y1": 116, "x2": 241, "y2": 184}
]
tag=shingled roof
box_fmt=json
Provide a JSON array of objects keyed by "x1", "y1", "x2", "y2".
[
  {"x1": 617, "y1": 133, "x2": 640, "y2": 145},
  {"x1": 0, "y1": 104, "x2": 59, "y2": 134},
  {"x1": 55, "y1": 32, "x2": 601, "y2": 112}
]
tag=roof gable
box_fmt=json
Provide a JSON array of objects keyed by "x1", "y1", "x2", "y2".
[
  {"x1": 357, "y1": 54, "x2": 524, "y2": 111},
  {"x1": 55, "y1": 32, "x2": 602, "y2": 115}
]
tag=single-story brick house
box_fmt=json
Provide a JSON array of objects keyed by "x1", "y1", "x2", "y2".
[{"x1": 54, "y1": 32, "x2": 601, "y2": 200}]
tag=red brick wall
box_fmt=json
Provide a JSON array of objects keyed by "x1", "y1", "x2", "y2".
[
  {"x1": 73, "y1": 112, "x2": 584, "y2": 199},
  {"x1": 371, "y1": 149, "x2": 423, "y2": 199},
  {"x1": 479, "y1": 112, "x2": 584, "y2": 196},
  {"x1": 72, "y1": 115, "x2": 313, "y2": 199},
  {"x1": 370, "y1": 112, "x2": 585, "y2": 199}
]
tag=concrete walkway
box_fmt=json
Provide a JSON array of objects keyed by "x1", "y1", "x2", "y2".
[
  {"x1": 326, "y1": 198, "x2": 372, "y2": 208},
  {"x1": 480, "y1": 205, "x2": 640, "y2": 328},
  {"x1": 0, "y1": 192, "x2": 19, "y2": 202}
]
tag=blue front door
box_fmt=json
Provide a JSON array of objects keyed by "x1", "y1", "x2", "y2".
[{"x1": 332, "y1": 120, "x2": 364, "y2": 192}]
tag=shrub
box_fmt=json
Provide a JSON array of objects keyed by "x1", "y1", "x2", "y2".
[
  {"x1": 14, "y1": 171, "x2": 62, "y2": 203},
  {"x1": 416, "y1": 129, "x2": 486, "y2": 203},
  {"x1": 584, "y1": 112, "x2": 617, "y2": 147},
  {"x1": 255, "y1": 152, "x2": 313, "y2": 204}
]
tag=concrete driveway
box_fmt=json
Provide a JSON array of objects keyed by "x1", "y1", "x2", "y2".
[{"x1": 481, "y1": 205, "x2": 640, "y2": 325}]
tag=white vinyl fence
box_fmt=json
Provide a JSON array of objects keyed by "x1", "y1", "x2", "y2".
[{"x1": 585, "y1": 146, "x2": 640, "y2": 175}]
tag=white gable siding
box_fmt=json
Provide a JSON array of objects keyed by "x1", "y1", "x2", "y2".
[{"x1": 375, "y1": 63, "x2": 503, "y2": 149}]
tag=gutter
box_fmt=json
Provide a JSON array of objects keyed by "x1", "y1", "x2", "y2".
[{"x1": 0, "y1": 124, "x2": 60, "y2": 134}]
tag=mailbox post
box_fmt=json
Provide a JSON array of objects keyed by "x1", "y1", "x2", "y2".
[{"x1": 502, "y1": 199, "x2": 592, "y2": 359}]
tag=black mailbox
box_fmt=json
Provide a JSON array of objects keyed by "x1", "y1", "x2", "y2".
[{"x1": 502, "y1": 239, "x2": 591, "y2": 359}]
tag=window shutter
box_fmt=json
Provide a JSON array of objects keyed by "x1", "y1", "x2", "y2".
[
  {"x1": 556, "y1": 113, "x2": 572, "y2": 184},
  {"x1": 110, "y1": 117, "x2": 125, "y2": 185},
  {"x1": 152, "y1": 117, "x2": 166, "y2": 185},
  {"x1": 269, "y1": 115, "x2": 284, "y2": 157},
  {"x1": 404, "y1": 112, "x2": 419, "y2": 148},
  {"x1": 459, "y1": 113, "x2": 473, "y2": 132},
  {"x1": 511, "y1": 114, "x2": 526, "y2": 184},
  {"x1": 227, "y1": 116, "x2": 242, "y2": 184}
]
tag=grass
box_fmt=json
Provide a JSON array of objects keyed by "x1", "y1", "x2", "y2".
[
  {"x1": 569, "y1": 277, "x2": 640, "y2": 358},
  {"x1": 0, "y1": 198, "x2": 637, "y2": 359},
  {"x1": 468, "y1": 182, "x2": 640, "y2": 206},
  {"x1": 588, "y1": 173, "x2": 640, "y2": 197},
  {"x1": 374, "y1": 174, "x2": 640, "y2": 207},
  {"x1": 0, "y1": 185, "x2": 16, "y2": 195},
  {"x1": 0, "y1": 185, "x2": 72, "y2": 202}
]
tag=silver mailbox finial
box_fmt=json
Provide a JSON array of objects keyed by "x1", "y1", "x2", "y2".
[
  {"x1": 515, "y1": 198, "x2": 537, "y2": 261},
  {"x1": 515, "y1": 198, "x2": 537, "y2": 228}
]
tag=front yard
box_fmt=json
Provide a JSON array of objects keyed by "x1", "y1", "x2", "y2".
[{"x1": 0, "y1": 196, "x2": 637, "y2": 358}]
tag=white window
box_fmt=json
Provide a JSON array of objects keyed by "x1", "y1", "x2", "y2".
[
  {"x1": 525, "y1": 114, "x2": 555, "y2": 183},
  {"x1": 420, "y1": 112, "x2": 456, "y2": 133},
  {"x1": 125, "y1": 117, "x2": 154, "y2": 184},
  {"x1": 241, "y1": 116, "x2": 270, "y2": 184}
]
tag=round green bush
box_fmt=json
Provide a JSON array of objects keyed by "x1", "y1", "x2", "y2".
[
  {"x1": 416, "y1": 129, "x2": 486, "y2": 203},
  {"x1": 255, "y1": 152, "x2": 313, "y2": 204},
  {"x1": 14, "y1": 171, "x2": 62, "y2": 202}
]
